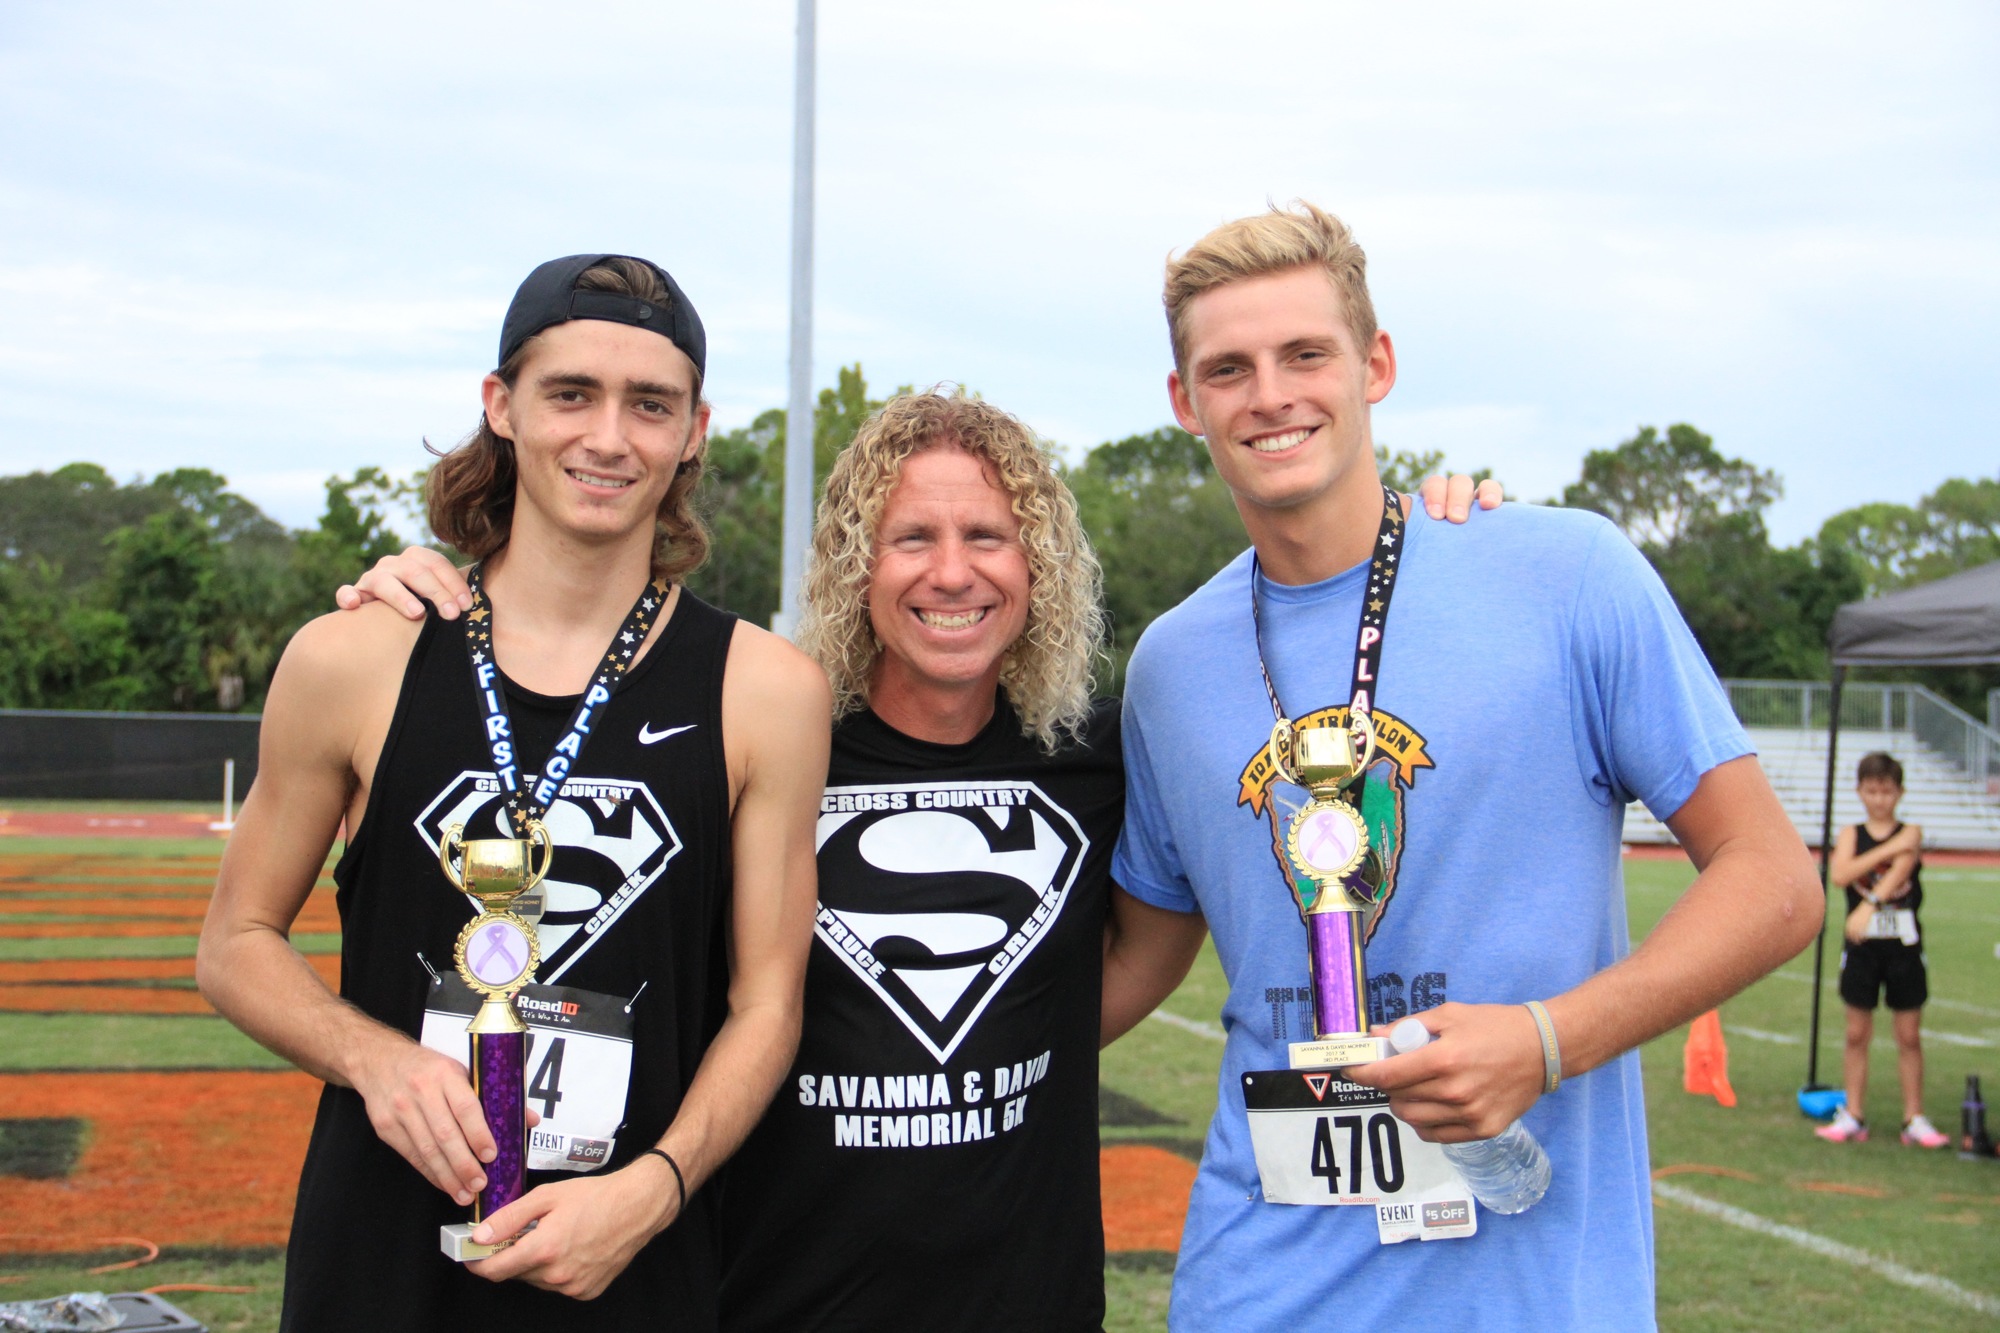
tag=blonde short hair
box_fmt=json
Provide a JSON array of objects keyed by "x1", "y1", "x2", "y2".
[
  {"x1": 798, "y1": 392, "x2": 1105, "y2": 751},
  {"x1": 1163, "y1": 201, "x2": 1378, "y2": 376}
]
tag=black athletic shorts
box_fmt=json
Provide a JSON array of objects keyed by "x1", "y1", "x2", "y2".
[{"x1": 1839, "y1": 939, "x2": 1928, "y2": 1011}]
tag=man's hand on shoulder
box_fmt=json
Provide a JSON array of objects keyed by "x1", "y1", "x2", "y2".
[
  {"x1": 334, "y1": 545, "x2": 473, "y2": 621},
  {"x1": 466, "y1": 1153, "x2": 680, "y2": 1300},
  {"x1": 1414, "y1": 473, "x2": 1504, "y2": 523}
]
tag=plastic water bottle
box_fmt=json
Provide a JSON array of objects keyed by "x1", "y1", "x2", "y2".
[
  {"x1": 1961, "y1": 1074, "x2": 1994, "y2": 1160},
  {"x1": 1388, "y1": 1017, "x2": 1551, "y2": 1214}
]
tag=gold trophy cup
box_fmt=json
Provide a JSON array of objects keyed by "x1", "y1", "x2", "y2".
[
  {"x1": 436, "y1": 820, "x2": 551, "y2": 1260},
  {"x1": 1273, "y1": 722, "x2": 1390, "y2": 1069}
]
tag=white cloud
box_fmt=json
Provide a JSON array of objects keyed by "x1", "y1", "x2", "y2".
[{"x1": 0, "y1": 0, "x2": 1992, "y2": 542}]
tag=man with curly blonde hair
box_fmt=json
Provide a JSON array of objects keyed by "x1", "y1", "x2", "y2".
[
  {"x1": 715, "y1": 390, "x2": 1145, "y2": 1329},
  {"x1": 798, "y1": 392, "x2": 1104, "y2": 749}
]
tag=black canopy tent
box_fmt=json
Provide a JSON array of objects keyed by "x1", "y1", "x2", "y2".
[{"x1": 1803, "y1": 560, "x2": 2000, "y2": 1103}]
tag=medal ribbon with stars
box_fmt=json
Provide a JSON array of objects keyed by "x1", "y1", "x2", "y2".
[
  {"x1": 1250, "y1": 483, "x2": 1407, "y2": 903},
  {"x1": 461, "y1": 563, "x2": 672, "y2": 838}
]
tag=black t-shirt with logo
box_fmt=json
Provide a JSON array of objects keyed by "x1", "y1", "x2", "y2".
[
  {"x1": 719, "y1": 697, "x2": 1122, "y2": 1332},
  {"x1": 281, "y1": 595, "x2": 738, "y2": 1333}
]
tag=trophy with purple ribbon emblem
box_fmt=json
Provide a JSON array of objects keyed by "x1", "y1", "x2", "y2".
[
  {"x1": 436, "y1": 820, "x2": 550, "y2": 1260},
  {"x1": 1270, "y1": 721, "x2": 1390, "y2": 1070}
]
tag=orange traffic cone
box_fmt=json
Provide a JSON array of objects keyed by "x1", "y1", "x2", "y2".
[{"x1": 1683, "y1": 1009, "x2": 1736, "y2": 1107}]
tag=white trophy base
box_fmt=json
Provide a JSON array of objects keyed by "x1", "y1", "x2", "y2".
[
  {"x1": 1288, "y1": 1034, "x2": 1391, "y2": 1069},
  {"x1": 440, "y1": 1222, "x2": 504, "y2": 1262}
]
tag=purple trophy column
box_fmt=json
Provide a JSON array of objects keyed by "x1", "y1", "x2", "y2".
[
  {"x1": 473, "y1": 1031, "x2": 527, "y2": 1218},
  {"x1": 1306, "y1": 912, "x2": 1367, "y2": 1038}
]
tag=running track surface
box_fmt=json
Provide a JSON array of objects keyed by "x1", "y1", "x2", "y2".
[{"x1": 0, "y1": 845, "x2": 1196, "y2": 1254}]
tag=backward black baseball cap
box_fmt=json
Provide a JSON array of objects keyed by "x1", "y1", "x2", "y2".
[{"x1": 498, "y1": 254, "x2": 706, "y2": 380}]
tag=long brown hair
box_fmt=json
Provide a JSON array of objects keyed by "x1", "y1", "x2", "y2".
[{"x1": 425, "y1": 258, "x2": 711, "y2": 581}]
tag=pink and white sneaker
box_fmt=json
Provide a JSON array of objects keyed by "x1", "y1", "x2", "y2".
[
  {"x1": 1901, "y1": 1115, "x2": 1949, "y2": 1148},
  {"x1": 1815, "y1": 1109, "x2": 1868, "y2": 1143}
]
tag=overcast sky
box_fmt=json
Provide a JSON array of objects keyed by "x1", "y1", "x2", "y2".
[{"x1": 0, "y1": 1, "x2": 1993, "y2": 544}]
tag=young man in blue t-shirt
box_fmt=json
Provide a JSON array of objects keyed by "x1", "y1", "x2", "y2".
[{"x1": 1105, "y1": 203, "x2": 1823, "y2": 1330}]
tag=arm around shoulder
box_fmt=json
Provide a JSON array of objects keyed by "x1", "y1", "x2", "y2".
[{"x1": 1101, "y1": 886, "x2": 1208, "y2": 1047}]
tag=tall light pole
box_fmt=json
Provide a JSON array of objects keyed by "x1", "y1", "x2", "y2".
[{"x1": 773, "y1": 0, "x2": 816, "y2": 640}]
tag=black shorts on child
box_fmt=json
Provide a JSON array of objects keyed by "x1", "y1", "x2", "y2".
[{"x1": 1839, "y1": 939, "x2": 1927, "y2": 1011}]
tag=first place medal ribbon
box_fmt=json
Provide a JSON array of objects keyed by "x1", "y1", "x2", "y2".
[
  {"x1": 1252, "y1": 483, "x2": 1406, "y2": 906},
  {"x1": 462, "y1": 564, "x2": 670, "y2": 837}
]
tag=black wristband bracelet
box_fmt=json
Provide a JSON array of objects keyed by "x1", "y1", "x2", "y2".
[{"x1": 639, "y1": 1147, "x2": 686, "y2": 1217}]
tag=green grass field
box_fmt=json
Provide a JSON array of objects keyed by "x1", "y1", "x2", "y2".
[
  {"x1": 5, "y1": 847, "x2": 1995, "y2": 1331},
  {"x1": 1100, "y1": 856, "x2": 2000, "y2": 1331}
]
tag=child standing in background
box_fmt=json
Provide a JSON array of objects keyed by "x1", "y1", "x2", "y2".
[{"x1": 1816, "y1": 751, "x2": 1950, "y2": 1147}]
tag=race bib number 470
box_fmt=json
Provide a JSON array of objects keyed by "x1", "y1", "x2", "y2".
[
  {"x1": 1242, "y1": 1070, "x2": 1477, "y2": 1244},
  {"x1": 421, "y1": 975, "x2": 635, "y2": 1173}
]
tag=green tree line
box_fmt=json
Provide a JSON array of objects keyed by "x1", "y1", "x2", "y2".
[{"x1": 1, "y1": 368, "x2": 1993, "y2": 713}]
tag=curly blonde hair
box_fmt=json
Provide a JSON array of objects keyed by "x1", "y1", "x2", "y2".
[{"x1": 799, "y1": 392, "x2": 1105, "y2": 751}]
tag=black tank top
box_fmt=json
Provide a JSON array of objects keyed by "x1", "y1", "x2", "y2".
[
  {"x1": 281, "y1": 591, "x2": 737, "y2": 1333},
  {"x1": 1844, "y1": 822, "x2": 1923, "y2": 918}
]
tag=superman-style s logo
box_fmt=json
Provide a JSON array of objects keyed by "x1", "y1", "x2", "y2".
[{"x1": 813, "y1": 782, "x2": 1090, "y2": 1064}]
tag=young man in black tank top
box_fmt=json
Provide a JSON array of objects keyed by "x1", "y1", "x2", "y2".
[
  {"x1": 347, "y1": 387, "x2": 1496, "y2": 1330},
  {"x1": 198, "y1": 255, "x2": 830, "y2": 1330}
]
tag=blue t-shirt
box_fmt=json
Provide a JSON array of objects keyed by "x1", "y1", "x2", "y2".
[{"x1": 1113, "y1": 502, "x2": 1750, "y2": 1332}]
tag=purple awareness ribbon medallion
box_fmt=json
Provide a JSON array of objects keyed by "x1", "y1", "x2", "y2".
[
  {"x1": 469, "y1": 921, "x2": 529, "y2": 988},
  {"x1": 1299, "y1": 808, "x2": 1358, "y2": 875}
]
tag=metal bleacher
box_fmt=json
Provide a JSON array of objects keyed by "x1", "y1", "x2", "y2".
[{"x1": 1623, "y1": 680, "x2": 2000, "y2": 851}]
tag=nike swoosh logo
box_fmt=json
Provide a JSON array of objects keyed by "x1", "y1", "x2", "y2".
[{"x1": 638, "y1": 723, "x2": 697, "y2": 745}]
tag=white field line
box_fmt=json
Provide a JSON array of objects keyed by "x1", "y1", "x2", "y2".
[
  {"x1": 1929, "y1": 996, "x2": 2000, "y2": 1020},
  {"x1": 1914, "y1": 907, "x2": 2000, "y2": 926},
  {"x1": 1921, "y1": 1029, "x2": 1996, "y2": 1048},
  {"x1": 1148, "y1": 1009, "x2": 1225, "y2": 1041},
  {"x1": 1725, "y1": 1024, "x2": 1802, "y2": 1045},
  {"x1": 1719, "y1": 1021, "x2": 1989, "y2": 1050},
  {"x1": 1772, "y1": 969, "x2": 2000, "y2": 1022},
  {"x1": 1652, "y1": 1180, "x2": 2000, "y2": 1317}
]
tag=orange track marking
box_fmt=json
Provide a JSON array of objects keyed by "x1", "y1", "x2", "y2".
[
  {"x1": 1800, "y1": 1180, "x2": 1893, "y2": 1198},
  {"x1": 0, "y1": 1071, "x2": 317, "y2": 1250},
  {"x1": 0, "y1": 986, "x2": 217, "y2": 1015},
  {"x1": 0, "y1": 899, "x2": 339, "y2": 939},
  {"x1": 0, "y1": 897, "x2": 212, "y2": 920},
  {"x1": 0, "y1": 959, "x2": 206, "y2": 983},
  {"x1": 0, "y1": 922, "x2": 210, "y2": 939},
  {"x1": 1652, "y1": 1163, "x2": 1759, "y2": 1182},
  {"x1": 1100, "y1": 1144, "x2": 1197, "y2": 1252},
  {"x1": 0, "y1": 812, "x2": 226, "y2": 840},
  {"x1": 0, "y1": 954, "x2": 338, "y2": 1012}
]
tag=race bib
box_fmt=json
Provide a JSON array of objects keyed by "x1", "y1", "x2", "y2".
[
  {"x1": 1242, "y1": 1069, "x2": 1477, "y2": 1244},
  {"x1": 1863, "y1": 907, "x2": 1918, "y2": 944},
  {"x1": 421, "y1": 975, "x2": 635, "y2": 1173}
]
